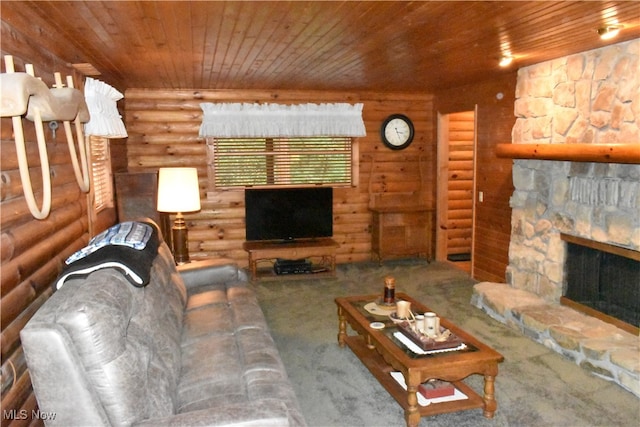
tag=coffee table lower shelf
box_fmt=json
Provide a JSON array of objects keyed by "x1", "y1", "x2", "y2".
[{"x1": 344, "y1": 335, "x2": 486, "y2": 417}]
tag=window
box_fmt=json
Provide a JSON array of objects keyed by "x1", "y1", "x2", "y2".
[
  {"x1": 207, "y1": 136, "x2": 357, "y2": 189},
  {"x1": 89, "y1": 136, "x2": 114, "y2": 212}
]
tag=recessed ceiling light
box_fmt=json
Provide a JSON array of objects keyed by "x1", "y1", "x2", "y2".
[
  {"x1": 499, "y1": 56, "x2": 513, "y2": 67},
  {"x1": 70, "y1": 63, "x2": 101, "y2": 76},
  {"x1": 597, "y1": 25, "x2": 623, "y2": 40}
]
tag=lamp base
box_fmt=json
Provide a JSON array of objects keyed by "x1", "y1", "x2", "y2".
[{"x1": 171, "y1": 213, "x2": 190, "y2": 264}]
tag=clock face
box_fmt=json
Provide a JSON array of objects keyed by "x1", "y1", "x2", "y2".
[{"x1": 381, "y1": 114, "x2": 414, "y2": 150}]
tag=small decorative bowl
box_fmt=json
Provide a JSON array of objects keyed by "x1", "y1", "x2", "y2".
[{"x1": 389, "y1": 312, "x2": 413, "y2": 324}]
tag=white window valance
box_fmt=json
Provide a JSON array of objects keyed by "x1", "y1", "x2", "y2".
[
  {"x1": 84, "y1": 77, "x2": 128, "y2": 138},
  {"x1": 199, "y1": 102, "x2": 366, "y2": 138}
]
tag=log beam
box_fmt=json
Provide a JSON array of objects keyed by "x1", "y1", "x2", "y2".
[{"x1": 495, "y1": 143, "x2": 640, "y2": 164}]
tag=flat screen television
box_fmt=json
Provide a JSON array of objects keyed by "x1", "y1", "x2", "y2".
[{"x1": 245, "y1": 187, "x2": 333, "y2": 242}]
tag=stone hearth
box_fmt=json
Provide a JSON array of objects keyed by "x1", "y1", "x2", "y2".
[{"x1": 471, "y1": 282, "x2": 640, "y2": 397}]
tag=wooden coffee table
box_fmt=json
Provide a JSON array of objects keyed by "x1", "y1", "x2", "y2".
[{"x1": 335, "y1": 293, "x2": 504, "y2": 427}]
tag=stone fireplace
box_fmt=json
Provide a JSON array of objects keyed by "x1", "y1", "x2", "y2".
[
  {"x1": 507, "y1": 160, "x2": 640, "y2": 316},
  {"x1": 472, "y1": 38, "x2": 640, "y2": 397}
]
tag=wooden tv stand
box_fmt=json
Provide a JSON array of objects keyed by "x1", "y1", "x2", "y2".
[{"x1": 243, "y1": 238, "x2": 339, "y2": 281}]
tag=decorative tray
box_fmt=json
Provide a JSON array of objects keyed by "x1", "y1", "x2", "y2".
[
  {"x1": 396, "y1": 321, "x2": 464, "y2": 351},
  {"x1": 363, "y1": 300, "x2": 398, "y2": 316}
]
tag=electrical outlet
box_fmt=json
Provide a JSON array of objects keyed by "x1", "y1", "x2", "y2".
[{"x1": 478, "y1": 191, "x2": 484, "y2": 202}]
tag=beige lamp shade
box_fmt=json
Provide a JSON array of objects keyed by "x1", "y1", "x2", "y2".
[{"x1": 157, "y1": 167, "x2": 201, "y2": 213}]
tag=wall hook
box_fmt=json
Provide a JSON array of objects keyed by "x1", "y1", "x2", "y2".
[
  {"x1": 49, "y1": 120, "x2": 58, "y2": 139},
  {"x1": 56, "y1": 73, "x2": 90, "y2": 192},
  {"x1": 1, "y1": 55, "x2": 52, "y2": 219}
]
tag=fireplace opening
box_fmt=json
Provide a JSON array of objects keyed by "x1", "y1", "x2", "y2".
[{"x1": 561, "y1": 234, "x2": 640, "y2": 331}]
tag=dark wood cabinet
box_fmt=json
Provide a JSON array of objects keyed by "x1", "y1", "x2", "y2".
[
  {"x1": 114, "y1": 172, "x2": 172, "y2": 246},
  {"x1": 370, "y1": 206, "x2": 433, "y2": 263},
  {"x1": 115, "y1": 172, "x2": 158, "y2": 221}
]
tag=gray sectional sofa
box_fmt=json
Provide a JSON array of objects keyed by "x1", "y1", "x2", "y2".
[{"x1": 20, "y1": 221, "x2": 306, "y2": 426}]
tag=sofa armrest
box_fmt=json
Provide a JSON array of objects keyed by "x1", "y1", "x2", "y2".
[
  {"x1": 133, "y1": 400, "x2": 291, "y2": 427},
  {"x1": 177, "y1": 258, "x2": 248, "y2": 291},
  {"x1": 21, "y1": 324, "x2": 112, "y2": 427}
]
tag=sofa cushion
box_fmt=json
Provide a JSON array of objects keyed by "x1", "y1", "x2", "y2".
[
  {"x1": 179, "y1": 258, "x2": 248, "y2": 293},
  {"x1": 134, "y1": 401, "x2": 291, "y2": 427},
  {"x1": 176, "y1": 280, "x2": 305, "y2": 424},
  {"x1": 178, "y1": 333, "x2": 247, "y2": 412},
  {"x1": 179, "y1": 285, "x2": 243, "y2": 411}
]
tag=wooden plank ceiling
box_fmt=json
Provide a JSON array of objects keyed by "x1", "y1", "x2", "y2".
[{"x1": 2, "y1": 1, "x2": 639, "y2": 93}]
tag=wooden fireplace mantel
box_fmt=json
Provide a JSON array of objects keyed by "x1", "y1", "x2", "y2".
[{"x1": 495, "y1": 143, "x2": 640, "y2": 164}]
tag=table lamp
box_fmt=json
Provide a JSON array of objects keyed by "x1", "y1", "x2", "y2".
[{"x1": 157, "y1": 167, "x2": 201, "y2": 264}]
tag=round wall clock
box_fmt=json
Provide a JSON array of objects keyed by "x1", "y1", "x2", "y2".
[{"x1": 380, "y1": 114, "x2": 415, "y2": 150}]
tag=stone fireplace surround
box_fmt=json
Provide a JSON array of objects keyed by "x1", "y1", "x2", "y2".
[{"x1": 472, "y1": 39, "x2": 639, "y2": 397}]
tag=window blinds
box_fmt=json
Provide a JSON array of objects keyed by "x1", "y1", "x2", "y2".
[
  {"x1": 89, "y1": 136, "x2": 113, "y2": 211},
  {"x1": 207, "y1": 136, "x2": 353, "y2": 188}
]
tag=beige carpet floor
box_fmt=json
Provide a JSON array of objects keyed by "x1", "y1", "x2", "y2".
[{"x1": 252, "y1": 259, "x2": 639, "y2": 427}]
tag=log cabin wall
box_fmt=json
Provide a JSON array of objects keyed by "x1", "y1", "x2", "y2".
[
  {"x1": 0, "y1": 59, "x2": 119, "y2": 427},
  {"x1": 445, "y1": 110, "x2": 475, "y2": 258},
  {"x1": 124, "y1": 89, "x2": 435, "y2": 266},
  {"x1": 434, "y1": 73, "x2": 517, "y2": 282}
]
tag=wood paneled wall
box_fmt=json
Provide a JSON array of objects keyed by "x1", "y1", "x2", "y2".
[
  {"x1": 434, "y1": 73, "x2": 517, "y2": 282},
  {"x1": 1, "y1": 127, "x2": 88, "y2": 427},
  {"x1": 124, "y1": 89, "x2": 435, "y2": 266},
  {"x1": 0, "y1": 72, "x2": 109, "y2": 427},
  {"x1": 0, "y1": 23, "x2": 123, "y2": 422}
]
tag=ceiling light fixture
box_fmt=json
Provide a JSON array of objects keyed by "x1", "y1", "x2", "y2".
[
  {"x1": 597, "y1": 25, "x2": 622, "y2": 40},
  {"x1": 499, "y1": 55, "x2": 513, "y2": 67}
]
